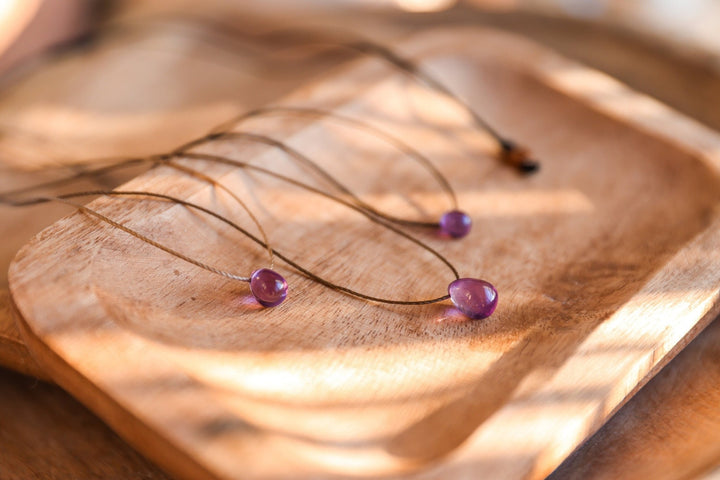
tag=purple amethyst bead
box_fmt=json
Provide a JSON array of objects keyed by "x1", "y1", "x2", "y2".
[
  {"x1": 448, "y1": 278, "x2": 498, "y2": 319},
  {"x1": 249, "y1": 268, "x2": 288, "y2": 307},
  {"x1": 439, "y1": 210, "x2": 472, "y2": 239}
]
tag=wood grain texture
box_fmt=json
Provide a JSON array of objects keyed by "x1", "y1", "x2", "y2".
[
  {"x1": 551, "y1": 316, "x2": 720, "y2": 480},
  {"x1": 0, "y1": 366, "x2": 171, "y2": 480},
  {"x1": 0, "y1": 291, "x2": 46, "y2": 379},
  {"x1": 8, "y1": 28, "x2": 720, "y2": 480}
]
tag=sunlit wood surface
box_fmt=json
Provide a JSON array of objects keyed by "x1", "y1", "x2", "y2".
[
  {"x1": 551, "y1": 317, "x2": 720, "y2": 480},
  {"x1": 0, "y1": 367, "x2": 171, "y2": 480},
  {"x1": 3, "y1": 6, "x2": 720, "y2": 480},
  {"x1": 8, "y1": 26, "x2": 720, "y2": 479}
]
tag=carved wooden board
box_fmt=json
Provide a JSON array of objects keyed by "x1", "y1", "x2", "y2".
[{"x1": 9, "y1": 28, "x2": 720, "y2": 480}]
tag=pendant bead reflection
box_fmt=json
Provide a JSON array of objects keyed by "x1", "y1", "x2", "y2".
[
  {"x1": 250, "y1": 268, "x2": 288, "y2": 307},
  {"x1": 448, "y1": 278, "x2": 498, "y2": 319}
]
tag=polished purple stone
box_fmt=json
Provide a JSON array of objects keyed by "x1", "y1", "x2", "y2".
[
  {"x1": 250, "y1": 268, "x2": 288, "y2": 307},
  {"x1": 448, "y1": 278, "x2": 498, "y2": 319},
  {"x1": 439, "y1": 210, "x2": 472, "y2": 239}
]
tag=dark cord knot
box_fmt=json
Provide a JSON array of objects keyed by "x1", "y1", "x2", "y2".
[{"x1": 500, "y1": 140, "x2": 540, "y2": 174}]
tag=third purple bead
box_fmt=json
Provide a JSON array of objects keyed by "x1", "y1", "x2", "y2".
[{"x1": 439, "y1": 210, "x2": 472, "y2": 239}]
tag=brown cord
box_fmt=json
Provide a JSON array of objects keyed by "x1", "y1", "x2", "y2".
[
  {"x1": 145, "y1": 16, "x2": 541, "y2": 174},
  {"x1": 4, "y1": 189, "x2": 454, "y2": 305},
  {"x1": 0, "y1": 15, "x2": 540, "y2": 174},
  {"x1": 176, "y1": 131, "x2": 443, "y2": 229},
  {"x1": 0, "y1": 19, "x2": 522, "y2": 304},
  {"x1": 212, "y1": 105, "x2": 458, "y2": 209}
]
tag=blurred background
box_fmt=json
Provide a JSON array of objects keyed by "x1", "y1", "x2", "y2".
[
  {"x1": 3, "y1": 0, "x2": 720, "y2": 66},
  {"x1": 1, "y1": 0, "x2": 719, "y2": 160}
]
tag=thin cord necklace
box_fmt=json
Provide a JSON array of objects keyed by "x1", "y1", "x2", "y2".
[
  {"x1": 214, "y1": 105, "x2": 476, "y2": 238},
  {"x1": 1, "y1": 151, "x2": 498, "y2": 319}
]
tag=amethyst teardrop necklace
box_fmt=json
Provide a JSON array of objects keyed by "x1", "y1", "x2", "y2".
[{"x1": 1, "y1": 161, "x2": 497, "y2": 319}]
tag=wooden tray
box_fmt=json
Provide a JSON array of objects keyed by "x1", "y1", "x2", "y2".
[{"x1": 9, "y1": 28, "x2": 720, "y2": 480}]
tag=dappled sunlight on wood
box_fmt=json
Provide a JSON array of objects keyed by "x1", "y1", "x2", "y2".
[
  {"x1": 538, "y1": 61, "x2": 720, "y2": 172},
  {"x1": 394, "y1": 0, "x2": 457, "y2": 13},
  {"x1": 8, "y1": 27, "x2": 720, "y2": 480},
  {"x1": 184, "y1": 187, "x2": 595, "y2": 223}
]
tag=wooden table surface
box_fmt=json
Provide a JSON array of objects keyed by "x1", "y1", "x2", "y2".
[
  {"x1": 0, "y1": 367, "x2": 171, "y2": 480},
  {"x1": 2, "y1": 5, "x2": 720, "y2": 479}
]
